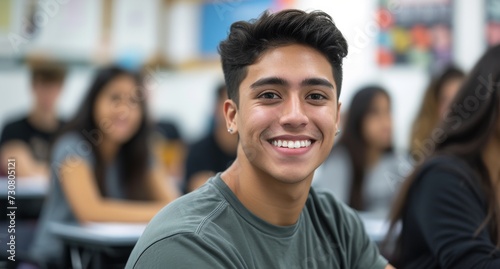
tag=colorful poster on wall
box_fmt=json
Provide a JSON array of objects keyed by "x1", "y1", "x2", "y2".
[
  {"x1": 486, "y1": 0, "x2": 500, "y2": 46},
  {"x1": 200, "y1": 0, "x2": 295, "y2": 56},
  {"x1": 377, "y1": 0, "x2": 454, "y2": 71}
]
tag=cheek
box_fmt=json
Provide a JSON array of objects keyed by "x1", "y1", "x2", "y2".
[
  {"x1": 314, "y1": 107, "x2": 336, "y2": 134},
  {"x1": 363, "y1": 119, "x2": 378, "y2": 141},
  {"x1": 93, "y1": 103, "x2": 103, "y2": 122},
  {"x1": 130, "y1": 108, "x2": 143, "y2": 127},
  {"x1": 94, "y1": 99, "x2": 111, "y2": 124},
  {"x1": 240, "y1": 106, "x2": 274, "y2": 136}
]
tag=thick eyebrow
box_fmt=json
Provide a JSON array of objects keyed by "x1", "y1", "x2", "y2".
[
  {"x1": 300, "y1": 78, "x2": 334, "y2": 89},
  {"x1": 250, "y1": 77, "x2": 289, "y2": 89}
]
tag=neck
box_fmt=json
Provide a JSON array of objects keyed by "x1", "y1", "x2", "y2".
[
  {"x1": 99, "y1": 138, "x2": 119, "y2": 164},
  {"x1": 483, "y1": 136, "x2": 500, "y2": 186},
  {"x1": 366, "y1": 146, "x2": 382, "y2": 168},
  {"x1": 28, "y1": 107, "x2": 58, "y2": 132},
  {"x1": 221, "y1": 149, "x2": 311, "y2": 226}
]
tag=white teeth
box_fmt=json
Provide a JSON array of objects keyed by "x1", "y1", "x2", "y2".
[{"x1": 270, "y1": 139, "x2": 313, "y2": 149}]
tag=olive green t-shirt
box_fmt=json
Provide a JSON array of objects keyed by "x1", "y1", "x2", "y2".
[{"x1": 126, "y1": 174, "x2": 387, "y2": 269}]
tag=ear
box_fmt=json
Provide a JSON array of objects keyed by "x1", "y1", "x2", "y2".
[
  {"x1": 223, "y1": 99, "x2": 238, "y2": 134},
  {"x1": 336, "y1": 102, "x2": 342, "y2": 131}
]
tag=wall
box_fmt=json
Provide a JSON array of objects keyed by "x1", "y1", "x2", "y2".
[{"x1": 0, "y1": 0, "x2": 489, "y2": 148}]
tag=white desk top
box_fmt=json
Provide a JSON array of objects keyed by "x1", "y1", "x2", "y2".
[
  {"x1": 0, "y1": 176, "x2": 49, "y2": 197},
  {"x1": 50, "y1": 222, "x2": 148, "y2": 247}
]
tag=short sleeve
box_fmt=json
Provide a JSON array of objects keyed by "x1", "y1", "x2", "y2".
[
  {"x1": 410, "y1": 166, "x2": 500, "y2": 268},
  {"x1": 127, "y1": 234, "x2": 245, "y2": 269},
  {"x1": 50, "y1": 132, "x2": 94, "y2": 172}
]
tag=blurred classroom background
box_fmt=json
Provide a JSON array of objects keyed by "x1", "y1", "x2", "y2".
[
  {"x1": 1, "y1": 0, "x2": 500, "y2": 268},
  {"x1": 0, "y1": 0, "x2": 497, "y2": 149}
]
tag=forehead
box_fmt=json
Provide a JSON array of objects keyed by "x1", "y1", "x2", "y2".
[
  {"x1": 245, "y1": 44, "x2": 336, "y2": 86},
  {"x1": 104, "y1": 75, "x2": 137, "y2": 90}
]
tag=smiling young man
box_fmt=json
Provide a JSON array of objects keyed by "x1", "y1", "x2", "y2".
[{"x1": 126, "y1": 9, "x2": 394, "y2": 269}]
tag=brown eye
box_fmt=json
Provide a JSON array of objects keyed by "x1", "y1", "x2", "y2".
[
  {"x1": 258, "y1": 92, "x2": 280, "y2": 99},
  {"x1": 307, "y1": 93, "x2": 326, "y2": 100}
]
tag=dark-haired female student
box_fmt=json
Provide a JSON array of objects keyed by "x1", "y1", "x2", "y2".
[
  {"x1": 313, "y1": 86, "x2": 398, "y2": 216},
  {"x1": 29, "y1": 66, "x2": 180, "y2": 268},
  {"x1": 388, "y1": 45, "x2": 500, "y2": 268},
  {"x1": 409, "y1": 65, "x2": 465, "y2": 154}
]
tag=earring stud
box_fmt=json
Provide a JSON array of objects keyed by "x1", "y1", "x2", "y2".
[
  {"x1": 335, "y1": 129, "x2": 341, "y2": 137},
  {"x1": 228, "y1": 128, "x2": 233, "y2": 133}
]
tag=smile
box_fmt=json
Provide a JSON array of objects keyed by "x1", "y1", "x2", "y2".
[{"x1": 269, "y1": 139, "x2": 312, "y2": 149}]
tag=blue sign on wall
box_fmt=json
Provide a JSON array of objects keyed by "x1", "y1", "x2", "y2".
[{"x1": 200, "y1": 0, "x2": 274, "y2": 55}]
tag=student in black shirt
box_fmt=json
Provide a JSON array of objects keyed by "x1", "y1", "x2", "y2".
[
  {"x1": 0, "y1": 60, "x2": 66, "y2": 177},
  {"x1": 184, "y1": 84, "x2": 237, "y2": 193},
  {"x1": 388, "y1": 44, "x2": 500, "y2": 268}
]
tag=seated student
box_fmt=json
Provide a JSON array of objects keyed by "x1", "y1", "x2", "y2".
[
  {"x1": 313, "y1": 86, "x2": 398, "y2": 216},
  {"x1": 410, "y1": 66, "x2": 465, "y2": 154},
  {"x1": 183, "y1": 84, "x2": 237, "y2": 193},
  {"x1": 127, "y1": 10, "x2": 394, "y2": 269},
  {"x1": 388, "y1": 45, "x2": 500, "y2": 268},
  {"x1": 0, "y1": 60, "x2": 66, "y2": 177},
  {"x1": 29, "y1": 66, "x2": 180, "y2": 269}
]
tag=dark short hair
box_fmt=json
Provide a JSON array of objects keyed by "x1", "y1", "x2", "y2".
[
  {"x1": 218, "y1": 9, "x2": 348, "y2": 105},
  {"x1": 215, "y1": 83, "x2": 227, "y2": 101},
  {"x1": 30, "y1": 61, "x2": 67, "y2": 85}
]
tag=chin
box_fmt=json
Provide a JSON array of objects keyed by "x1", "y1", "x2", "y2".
[
  {"x1": 109, "y1": 133, "x2": 135, "y2": 144},
  {"x1": 267, "y1": 166, "x2": 314, "y2": 185}
]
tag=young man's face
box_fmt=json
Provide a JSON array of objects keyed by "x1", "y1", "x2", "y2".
[
  {"x1": 225, "y1": 44, "x2": 341, "y2": 184},
  {"x1": 33, "y1": 79, "x2": 63, "y2": 112}
]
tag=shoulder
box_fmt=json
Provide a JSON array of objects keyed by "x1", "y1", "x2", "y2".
[
  {"x1": 309, "y1": 188, "x2": 357, "y2": 216},
  {"x1": 408, "y1": 156, "x2": 485, "y2": 212},
  {"x1": 129, "y1": 181, "x2": 231, "y2": 263},
  {"x1": 308, "y1": 188, "x2": 388, "y2": 269},
  {"x1": 0, "y1": 117, "x2": 29, "y2": 139},
  {"x1": 52, "y1": 132, "x2": 88, "y2": 151},
  {"x1": 50, "y1": 132, "x2": 94, "y2": 164},
  {"x1": 148, "y1": 183, "x2": 228, "y2": 235},
  {"x1": 414, "y1": 156, "x2": 480, "y2": 195},
  {"x1": 307, "y1": 188, "x2": 362, "y2": 231},
  {"x1": 2, "y1": 117, "x2": 29, "y2": 130}
]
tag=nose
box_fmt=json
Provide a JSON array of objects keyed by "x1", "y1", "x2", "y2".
[
  {"x1": 114, "y1": 100, "x2": 132, "y2": 120},
  {"x1": 279, "y1": 94, "x2": 309, "y2": 128}
]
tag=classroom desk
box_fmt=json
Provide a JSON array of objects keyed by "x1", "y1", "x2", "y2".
[
  {"x1": 0, "y1": 177, "x2": 48, "y2": 219},
  {"x1": 0, "y1": 176, "x2": 48, "y2": 198},
  {"x1": 50, "y1": 222, "x2": 147, "y2": 269},
  {"x1": 359, "y1": 213, "x2": 391, "y2": 245}
]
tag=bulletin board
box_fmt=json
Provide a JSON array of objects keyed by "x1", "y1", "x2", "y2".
[{"x1": 377, "y1": 0, "x2": 454, "y2": 71}]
